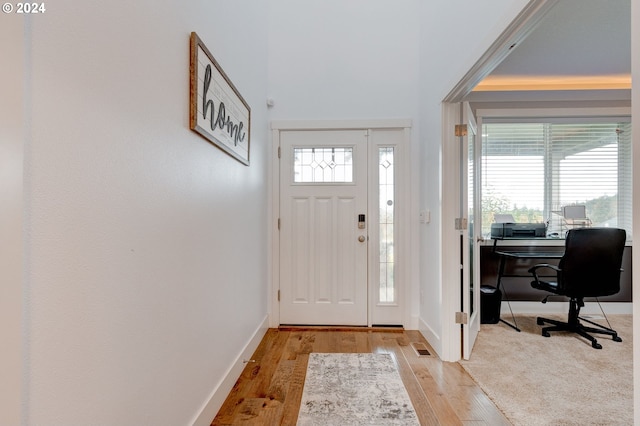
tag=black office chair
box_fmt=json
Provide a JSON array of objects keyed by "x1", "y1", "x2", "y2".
[{"x1": 528, "y1": 227, "x2": 626, "y2": 349}]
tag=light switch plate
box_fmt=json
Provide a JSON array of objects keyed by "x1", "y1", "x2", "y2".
[{"x1": 419, "y1": 210, "x2": 431, "y2": 224}]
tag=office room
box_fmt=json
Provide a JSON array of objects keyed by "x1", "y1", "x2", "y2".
[
  {"x1": 1, "y1": 0, "x2": 639, "y2": 425},
  {"x1": 449, "y1": 0, "x2": 636, "y2": 422}
]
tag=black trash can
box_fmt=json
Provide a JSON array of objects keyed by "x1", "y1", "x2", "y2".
[{"x1": 480, "y1": 285, "x2": 502, "y2": 324}]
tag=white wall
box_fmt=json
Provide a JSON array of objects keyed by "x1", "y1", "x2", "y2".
[
  {"x1": 0, "y1": 16, "x2": 25, "y2": 426},
  {"x1": 417, "y1": 0, "x2": 529, "y2": 359},
  {"x1": 267, "y1": 0, "x2": 422, "y2": 121},
  {"x1": 9, "y1": 1, "x2": 269, "y2": 424}
]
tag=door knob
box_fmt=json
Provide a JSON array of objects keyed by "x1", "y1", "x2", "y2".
[{"x1": 358, "y1": 235, "x2": 366, "y2": 242}]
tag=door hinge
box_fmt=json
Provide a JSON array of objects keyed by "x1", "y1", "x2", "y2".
[
  {"x1": 277, "y1": 218, "x2": 281, "y2": 230},
  {"x1": 277, "y1": 146, "x2": 281, "y2": 158},
  {"x1": 455, "y1": 124, "x2": 468, "y2": 137},
  {"x1": 455, "y1": 217, "x2": 468, "y2": 230},
  {"x1": 455, "y1": 311, "x2": 468, "y2": 324},
  {"x1": 277, "y1": 290, "x2": 280, "y2": 302}
]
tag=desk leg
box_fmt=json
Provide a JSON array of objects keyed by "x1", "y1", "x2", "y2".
[{"x1": 496, "y1": 256, "x2": 521, "y2": 332}]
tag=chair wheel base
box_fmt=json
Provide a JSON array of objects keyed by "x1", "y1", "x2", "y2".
[{"x1": 536, "y1": 314, "x2": 620, "y2": 349}]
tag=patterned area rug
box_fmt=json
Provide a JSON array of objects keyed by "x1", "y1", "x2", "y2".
[{"x1": 297, "y1": 353, "x2": 419, "y2": 425}]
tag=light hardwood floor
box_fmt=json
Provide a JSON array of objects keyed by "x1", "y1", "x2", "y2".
[{"x1": 212, "y1": 328, "x2": 511, "y2": 425}]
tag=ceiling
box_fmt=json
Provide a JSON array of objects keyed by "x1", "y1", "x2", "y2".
[{"x1": 474, "y1": 0, "x2": 631, "y2": 93}]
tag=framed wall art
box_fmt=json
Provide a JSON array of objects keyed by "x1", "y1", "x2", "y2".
[{"x1": 190, "y1": 32, "x2": 251, "y2": 165}]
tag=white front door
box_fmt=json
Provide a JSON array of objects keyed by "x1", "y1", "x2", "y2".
[{"x1": 279, "y1": 130, "x2": 369, "y2": 325}]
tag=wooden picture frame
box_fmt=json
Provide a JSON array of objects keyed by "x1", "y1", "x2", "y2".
[{"x1": 190, "y1": 32, "x2": 251, "y2": 165}]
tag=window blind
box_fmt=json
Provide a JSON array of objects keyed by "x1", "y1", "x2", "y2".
[{"x1": 481, "y1": 121, "x2": 632, "y2": 238}]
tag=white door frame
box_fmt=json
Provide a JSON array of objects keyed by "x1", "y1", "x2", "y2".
[
  {"x1": 462, "y1": 102, "x2": 480, "y2": 359},
  {"x1": 440, "y1": 104, "x2": 465, "y2": 359},
  {"x1": 270, "y1": 119, "x2": 412, "y2": 328},
  {"x1": 438, "y1": 0, "x2": 559, "y2": 362}
]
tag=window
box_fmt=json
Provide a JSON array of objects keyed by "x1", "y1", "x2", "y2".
[
  {"x1": 481, "y1": 121, "x2": 632, "y2": 238},
  {"x1": 293, "y1": 147, "x2": 353, "y2": 183},
  {"x1": 379, "y1": 147, "x2": 395, "y2": 303}
]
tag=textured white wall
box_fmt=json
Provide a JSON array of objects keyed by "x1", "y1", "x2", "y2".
[{"x1": 22, "y1": 1, "x2": 269, "y2": 424}]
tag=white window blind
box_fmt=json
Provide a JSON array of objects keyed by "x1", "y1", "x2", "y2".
[{"x1": 481, "y1": 121, "x2": 632, "y2": 238}]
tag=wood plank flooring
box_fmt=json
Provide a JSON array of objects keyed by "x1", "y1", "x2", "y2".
[{"x1": 212, "y1": 328, "x2": 511, "y2": 425}]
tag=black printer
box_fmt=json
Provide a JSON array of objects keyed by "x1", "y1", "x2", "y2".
[{"x1": 490, "y1": 222, "x2": 547, "y2": 238}]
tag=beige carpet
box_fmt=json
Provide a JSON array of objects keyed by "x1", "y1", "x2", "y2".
[{"x1": 460, "y1": 314, "x2": 633, "y2": 426}]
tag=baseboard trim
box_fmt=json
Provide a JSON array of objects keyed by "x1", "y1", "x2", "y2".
[
  {"x1": 502, "y1": 301, "x2": 632, "y2": 315},
  {"x1": 418, "y1": 317, "x2": 442, "y2": 360},
  {"x1": 191, "y1": 315, "x2": 269, "y2": 426}
]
